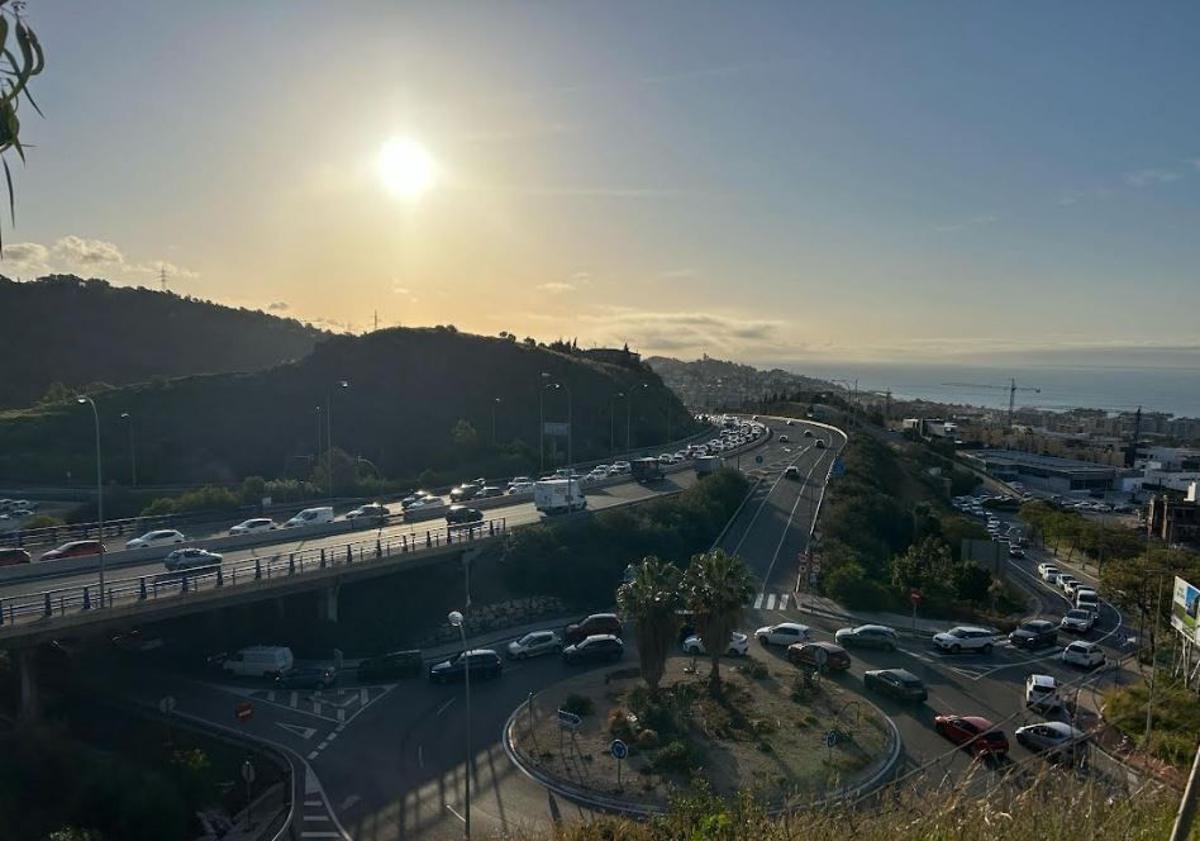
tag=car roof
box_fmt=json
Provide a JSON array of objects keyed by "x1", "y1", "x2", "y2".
[
  {"x1": 1028, "y1": 674, "x2": 1057, "y2": 688},
  {"x1": 1022, "y1": 619, "x2": 1055, "y2": 629},
  {"x1": 855, "y1": 624, "x2": 894, "y2": 633},
  {"x1": 952, "y1": 715, "x2": 996, "y2": 729},
  {"x1": 581, "y1": 634, "x2": 620, "y2": 643},
  {"x1": 584, "y1": 613, "x2": 618, "y2": 621},
  {"x1": 1067, "y1": 640, "x2": 1098, "y2": 650},
  {"x1": 871, "y1": 668, "x2": 920, "y2": 681},
  {"x1": 950, "y1": 625, "x2": 991, "y2": 633},
  {"x1": 774, "y1": 622, "x2": 809, "y2": 631},
  {"x1": 801, "y1": 641, "x2": 845, "y2": 652}
]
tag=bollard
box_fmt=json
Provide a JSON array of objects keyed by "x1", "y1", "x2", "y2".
[
  {"x1": 359, "y1": 545, "x2": 364, "y2": 562},
  {"x1": 346, "y1": 545, "x2": 352, "y2": 565},
  {"x1": 489, "y1": 521, "x2": 495, "y2": 536},
  {"x1": 320, "y1": 548, "x2": 326, "y2": 569},
  {"x1": 82, "y1": 586, "x2": 91, "y2": 611},
  {"x1": 180, "y1": 575, "x2": 189, "y2": 594},
  {"x1": 255, "y1": 558, "x2": 263, "y2": 580},
  {"x1": 139, "y1": 577, "x2": 147, "y2": 601},
  {"x1": 402, "y1": 534, "x2": 408, "y2": 552},
  {"x1": 376, "y1": 539, "x2": 382, "y2": 559},
  {"x1": 289, "y1": 553, "x2": 296, "y2": 575},
  {"x1": 42, "y1": 591, "x2": 53, "y2": 616},
  {"x1": 232, "y1": 568, "x2": 237, "y2": 586},
  {"x1": 426, "y1": 531, "x2": 432, "y2": 548},
  {"x1": 216, "y1": 567, "x2": 224, "y2": 587}
]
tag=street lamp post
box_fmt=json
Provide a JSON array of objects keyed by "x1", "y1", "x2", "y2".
[
  {"x1": 77, "y1": 396, "x2": 106, "y2": 604},
  {"x1": 314, "y1": 406, "x2": 322, "y2": 467},
  {"x1": 627, "y1": 383, "x2": 648, "y2": 452},
  {"x1": 610, "y1": 392, "x2": 625, "y2": 456},
  {"x1": 538, "y1": 372, "x2": 551, "y2": 473},
  {"x1": 491, "y1": 397, "x2": 501, "y2": 447},
  {"x1": 120, "y1": 412, "x2": 137, "y2": 487},
  {"x1": 325, "y1": 381, "x2": 349, "y2": 506},
  {"x1": 447, "y1": 610, "x2": 471, "y2": 840}
]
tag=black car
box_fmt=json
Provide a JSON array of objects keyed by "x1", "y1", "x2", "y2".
[
  {"x1": 1009, "y1": 619, "x2": 1059, "y2": 651},
  {"x1": 863, "y1": 668, "x2": 927, "y2": 702},
  {"x1": 274, "y1": 665, "x2": 336, "y2": 690},
  {"x1": 562, "y1": 634, "x2": 624, "y2": 664},
  {"x1": 446, "y1": 505, "x2": 484, "y2": 527},
  {"x1": 357, "y1": 649, "x2": 423, "y2": 681},
  {"x1": 449, "y1": 482, "x2": 483, "y2": 502},
  {"x1": 428, "y1": 649, "x2": 502, "y2": 683}
]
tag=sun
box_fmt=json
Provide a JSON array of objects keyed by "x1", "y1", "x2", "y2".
[{"x1": 377, "y1": 137, "x2": 436, "y2": 199}]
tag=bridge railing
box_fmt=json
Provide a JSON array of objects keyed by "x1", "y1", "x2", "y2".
[{"x1": 0, "y1": 515, "x2": 508, "y2": 630}]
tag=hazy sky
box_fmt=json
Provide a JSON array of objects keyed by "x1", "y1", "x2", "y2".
[{"x1": 7, "y1": 2, "x2": 1200, "y2": 364}]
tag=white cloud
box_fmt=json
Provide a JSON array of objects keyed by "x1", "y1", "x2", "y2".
[
  {"x1": 574, "y1": 307, "x2": 785, "y2": 355},
  {"x1": 538, "y1": 282, "x2": 577, "y2": 293},
  {"x1": 55, "y1": 235, "x2": 125, "y2": 267},
  {"x1": 2, "y1": 241, "x2": 50, "y2": 272},
  {"x1": 267, "y1": 301, "x2": 289, "y2": 311},
  {"x1": 1123, "y1": 168, "x2": 1180, "y2": 187}
]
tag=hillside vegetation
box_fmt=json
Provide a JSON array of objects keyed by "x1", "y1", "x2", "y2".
[
  {"x1": 0, "y1": 325, "x2": 695, "y2": 486},
  {"x1": 0, "y1": 275, "x2": 321, "y2": 409}
]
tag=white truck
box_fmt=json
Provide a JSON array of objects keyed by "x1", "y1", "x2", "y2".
[
  {"x1": 695, "y1": 455, "x2": 722, "y2": 476},
  {"x1": 534, "y1": 479, "x2": 586, "y2": 515}
]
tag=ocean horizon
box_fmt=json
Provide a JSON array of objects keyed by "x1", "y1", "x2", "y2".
[{"x1": 777, "y1": 361, "x2": 1200, "y2": 419}]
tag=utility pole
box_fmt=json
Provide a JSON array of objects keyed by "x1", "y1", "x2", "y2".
[
  {"x1": 1146, "y1": 573, "x2": 1167, "y2": 744},
  {"x1": 1169, "y1": 740, "x2": 1200, "y2": 841},
  {"x1": 159, "y1": 264, "x2": 168, "y2": 292}
]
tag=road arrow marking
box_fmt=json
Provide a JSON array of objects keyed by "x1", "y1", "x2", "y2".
[{"x1": 276, "y1": 721, "x2": 318, "y2": 740}]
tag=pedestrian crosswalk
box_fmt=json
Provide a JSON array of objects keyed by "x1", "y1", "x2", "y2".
[
  {"x1": 752, "y1": 591, "x2": 793, "y2": 611},
  {"x1": 299, "y1": 765, "x2": 349, "y2": 839}
]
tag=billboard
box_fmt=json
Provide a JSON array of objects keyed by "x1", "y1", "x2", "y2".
[
  {"x1": 1172, "y1": 576, "x2": 1200, "y2": 642},
  {"x1": 542, "y1": 421, "x2": 570, "y2": 437}
]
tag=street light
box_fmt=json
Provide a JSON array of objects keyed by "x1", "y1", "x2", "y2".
[
  {"x1": 447, "y1": 609, "x2": 471, "y2": 840},
  {"x1": 628, "y1": 383, "x2": 648, "y2": 452},
  {"x1": 491, "y1": 397, "x2": 501, "y2": 447},
  {"x1": 538, "y1": 372, "x2": 551, "y2": 473},
  {"x1": 77, "y1": 396, "x2": 106, "y2": 604},
  {"x1": 610, "y1": 392, "x2": 625, "y2": 455},
  {"x1": 120, "y1": 412, "x2": 137, "y2": 487},
  {"x1": 326, "y1": 381, "x2": 349, "y2": 505}
]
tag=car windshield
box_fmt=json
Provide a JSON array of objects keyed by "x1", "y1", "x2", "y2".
[
  {"x1": 1067, "y1": 610, "x2": 1090, "y2": 619},
  {"x1": 898, "y1": 674, "x2": 922, "y2": 687}
]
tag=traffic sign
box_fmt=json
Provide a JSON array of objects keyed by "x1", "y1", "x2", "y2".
[
  {"x1": 910, "y1": 589, "x2": 923, "y2": 606},
  {"x1": 823, "y1": 730, "x2": 840, "y2": 748},
  {"x1": 610, "y1": 739, "x2": 628, "y2": 760},
  {"x1": 755, "y1": 455, "x2": 763, "y2": 464},
  {"x1": 235, "y1": 701, "x2": 254, "y2": 723},
  {"x1": 158, "y1": 695, "x2": 176, "y2": 715},
  {"x1": 241, "y1": 760, "x2": 256, "y2": 785},
  {"x1": 556, "y1": 709, "x2": 582, "y2": 731}
]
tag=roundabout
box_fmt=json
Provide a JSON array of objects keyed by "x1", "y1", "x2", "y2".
[{"x1": 504, "y1": 652, "x2": 902, "y2": 816}]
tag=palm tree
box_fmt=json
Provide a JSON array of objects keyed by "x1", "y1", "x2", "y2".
[
  {"x1": 616, "y1": 556, "x2": 683, "y2": 693},
  {"x1": 683, "y1": 549, "x2": 755, "y2": 695}
]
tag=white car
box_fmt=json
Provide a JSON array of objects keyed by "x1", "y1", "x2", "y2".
[
  {"x1": 405, "y1": 495, "x2": 444, "y2": 511},
  {"x1": 1062, "y1": 640, "x2": 1105, "y2": 668},
  {"x1": 1038, "y1": 564, "x2": 1060, "y2": 583},
  {"x1": 507, "y1": 481, "x2": 535, "y2": 495},
  {"x1": 610, "y1": 461, "x2": 632, "y2": 474},
  {"x1": 506, "y1": 630, "x2": 562, "y2": 659},
  {"x1": 682, "y1": 631, "x2": 749, "y2": 656},
  {"x1": 1060, "y1": 608, "x2": 1095, "y2": 633},
  {"x1": 125, "y1": 529, "x2": 186, "y2": 550},
  {"x1": 163, "y1": 547, "x2": 223, "y2": 572},
  {"x1": 1061, "y1": 577, "x2": 1083, "y2": 598},
  {"x1": 932, "y1": 626, "x2": 998, "y2": 654},
  {"x1": 1025, "y1": 673, "x2": 1062, "y2": 712},
  {"x1": 346, "y1": 503, "x2": 389, "y2": 520},
  {"x1": 755, "y1": 622, "x2": 811, "y2": 647},
  {"x1": 229, "y1": 518, "x2": 277, "y2": 535}
]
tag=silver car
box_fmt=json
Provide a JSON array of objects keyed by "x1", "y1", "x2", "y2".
[
  {"x1": 163, "y1": 547, "x2": 223, "y2": 572},
  {"x1": 1014, "y1": 721, "x2": 1088, "y2": 759},
  {"x1": 506, "y1": 630, "x2": 563, "y2": 660}
]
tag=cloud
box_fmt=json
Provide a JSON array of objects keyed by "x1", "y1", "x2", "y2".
[
  {"x1": 657, "y1": 268, "x2": 697, "y2": 280},
  {"x1": 267, "y1": 301, "x2": 289, "y2": 311},
  {"x1": 538, "y1": 282, "x2": 577, "y2": 293},
  {"x1": 55, "y1": 235, "x2": 125, "y2": 267},
  {"x1": 575, "y1": 307, "x2": 785, "y2": 355},
  {"x1": 2, "y1": 241, "x2": 50, "y2": 271},
  {"x1": 1123, "y1": 168, "x2": 1180, "y2": 187}
]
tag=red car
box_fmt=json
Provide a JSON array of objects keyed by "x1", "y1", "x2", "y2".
[
  {"x1": 41, "y1": 540, "x2": 106, "y2": 562},
  {"x1": 0, "y1": 547, "x2": 31, "y2": 566},
  {"x1": 934, "y1": 714, "x2": 1009, "y2": 757}
]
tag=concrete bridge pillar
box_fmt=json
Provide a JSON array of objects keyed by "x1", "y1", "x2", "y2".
[
  {"x1": 16, "y1": 646, "x2": 38, "y2": 721},
  {"x1": 318, "y1": 583, "x2": 341, "y2": 624}
]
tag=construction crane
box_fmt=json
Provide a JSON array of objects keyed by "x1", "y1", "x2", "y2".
[{"x1": 940, "y1": 378, "x2": 1041, "y2": 429}]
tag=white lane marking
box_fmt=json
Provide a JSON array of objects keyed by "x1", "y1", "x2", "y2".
[
  {"x1": 435, "y1": 697, "x2": 456, "y2": 717},
  {"x1": 307, "y1": 750, "x2": 319, "y2": 760},
  {"x1": 778, "y1": 593, "x2": 789, "y2": 610},
  {"x1": 754, "y1": 593, "x2": 764, "y2": 609},
  {"x1": 418, "y1": 744, "x2": 424, "y2": 768},
  {"x1": 300, "y1": 833, "x2": 342, "y2": 839},
  {"x1": 766, "y1": 593, "x2": 777, "y2": 610},
  {"x1": 446, "y1": 804, "x2": 466, "y2": 823},
  {"x1": 337, "y1": 708, "x2": 345, "y2": 723},
  {"x1": 304, "y1": 799, "x2": 322, "y2": 807},
  {"x1": 730, "y1": 442, "x2": 817, "y2": 557},
  {"x1": 275, "y1": 721, "x2": 318, "y2": 740},
  {"x1": 304, "y1": 815, "x2": 332, "y2": 822},
  {"x1": 339, "y1": 794, "x2": 361, "y2": 812},
  {"x1": 290, "y1": 691, "x2": 298, "y2": 708},
  {"x1": 761, "y1": 448, "x2": 832, "y2": 589},
  {"x1": 359, "y1": 687, "x2": 368, "y2": 705}
]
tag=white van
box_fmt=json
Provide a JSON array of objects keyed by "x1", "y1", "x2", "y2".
[
  {"x1": 222, "y1": 646, "x2": 294, "y2": 678},
  {"x1": 283, "y1": 506, "x2": 335, "y2": 528},
  {"x1": 1075, "y1": 588, "x2": 1100, "y2": 615}
]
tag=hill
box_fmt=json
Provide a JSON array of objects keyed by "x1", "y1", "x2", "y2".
[
  {"x1": 646, "y1": 354, "x2": 834, "y2": 409},
  {"x1": 0, "y1": 326, "x2": 696, "y2": 486},
  {"x1": 0, "y1": 275, "x2": 322, "y2": 409}
]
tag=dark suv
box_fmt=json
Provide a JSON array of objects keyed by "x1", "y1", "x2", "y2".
[
  {"x1": 450, "y1": 481, "x2": 484, "y2": 502},
  {"x1": 446, "y1": 505, "x2": 484, "y2": 526},
  {"x1": 787, "y1": 641, "x2": 851, "y2": 672},
  {"x1": 562, "y1": 634, "x2": 624, "y2": 664},
  {"x1": 428, "y1": 649, "x2": 502, "y2": 683},
  {"x1": 564, "y1": 613, "x2": 623, "y2": 645},
  {"x1": 1009, "y1": 619, "x2": 1058, "y2": 651},
  {"x1": 357, "y1": 649, "x2": 423, "y2": 681},
  {"x1": 0, "y1": 547, "x2": 31, "y2": 566}
]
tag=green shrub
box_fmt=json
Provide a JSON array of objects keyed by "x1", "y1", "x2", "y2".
[
  {"x1": 636, "y1": 728, "x2": 659, "y2": 749},
  {"x1": 651, "y1": 739, "x2": 702, "y2": 775},
  {"x1": 562, "y1": 693, "x2": 595, "y2": 718},
  {"x1": 737, "y1": 659, "x2": 768, "y2": 679},
  {"x1": 608, "y1": 707, "x2": 636, "y2": 740}
]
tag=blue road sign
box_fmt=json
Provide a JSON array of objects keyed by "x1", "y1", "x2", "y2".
[
  {"x1": 823, "y1": 730, "x2": 840, "y2": 748},
  {"x1": 755, "y1": 455, "x2": 764, "y2": 464},
  {"x1": 610, "y1": 739, "x2": 629, "y2": 760},
  {"x1": 831, "y1": 457, "x2": 846, "y2": 477},
  {"x1": 557, "y1": 709, "x2": 582, "y2": 730}
]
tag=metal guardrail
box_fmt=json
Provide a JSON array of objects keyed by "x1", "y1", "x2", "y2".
[{"x1": 0, "y1": 515, "x2": 508, "y2": 631}]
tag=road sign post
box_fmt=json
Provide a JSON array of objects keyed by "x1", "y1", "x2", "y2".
[
  {"x1": 910, "y1": 589, "x2": 922, "y2": 632},
  {"x1": 241, "y1": 759, "x2": 256, "y2": 828},
  {"x1": 557, "y1": 708, "x2": 581, "y2": 753},
  {"x1": 610, "y1": 739, "x2": 628, "y2": 789},
  {"x1": 159, "y1": 695, "x2": 176, "y2": 745},
  {"x1": 235, "y1": 701, "x2": 254, "y2": 724}
]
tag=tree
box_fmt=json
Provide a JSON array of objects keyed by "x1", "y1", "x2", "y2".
[
  {"x1": 616, "y1": 556, "x2": 682, "y2": 693},
  {"x1": 683, "y1": 549, "x2": 755, "y2": 694},
  {"x1": 450, "y1": 418, "x2": 480, "y2": 451},
  {"x1": 0, "y1": 7, "x2": 45, "y2": 249}
]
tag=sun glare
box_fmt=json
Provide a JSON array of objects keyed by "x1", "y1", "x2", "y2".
[{"x1": 378, "y1": 137, "x2": 435, "y2": 200}]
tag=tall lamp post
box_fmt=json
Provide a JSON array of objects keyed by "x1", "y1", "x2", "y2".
[
  {"x1": 610, "y1": 392, "x2": 625, "y2": 456},
  {"x1": 491, "y1": 397, "x2": 501, "y2": 447},
  {"x1": 538, "y1": 372, "x2": 551, "y2": 473},
  {"x1": 120, "y1": 411, "x2": 137, "y2": 487},
  {"x1": 447, "y1": 610, "x2": 471, "y2": 840},
  {"x1": 77, "y1": 396, "x2": 106, "y2": 604},
  {"x1": 325, "y1": 381, "x2": 349, "y2": 505},
  {"x1": 628, "y1": 383, "x2": 648, "y2": 452},
  {"x1": 314, "y1": 406, "x2": 322, "y2": 468}
]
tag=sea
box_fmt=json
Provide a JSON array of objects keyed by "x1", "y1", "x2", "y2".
[{"x1": 781, "y1": 361, "x2": 1200, "y2": 419}]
